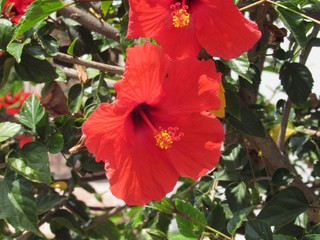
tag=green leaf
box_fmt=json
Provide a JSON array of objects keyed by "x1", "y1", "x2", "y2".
[
  {"x1": 101, "y1": 1, "x2": 112, "y2": 16},
  {"x1": 67, "y1": 37, "x2": 78, "y2": 55},
  {"x1": 0, "y1": 57, "x2": 15, "y2": 90},
  {"x1": 36, "y1": 191, "x2": 66, "y2": 215},
  {"x1": 226, "y1": 182, "x2": 251, "y2": 212},
  {"x1": 276, "y1": 2, "x2": 307, "y2": 48},
  {"x1": 273, "y1": 234, "x2": 297, "y2": 240},
  {"x1": 225, "y1": 88, "x2": 241, "y2": 120},
  {"x1": 18, "y1": 94, "x2": 45, "y2": 130},
  {"x1": 68, "y1": 83, "x2": 84, "y2": 113},
  {"x1": 228, "y1": 107, "x2": 266, "y2": 138},
  {"x1": 47, "y1": 131, "x2": 64, "y2": 154},
  {"x1": 7, "y1": 142, "x2": 51, "y2": 184},
  {"x1": 175, "y1": 199, "x2": 207, "y2": 238},
  {"x1": 49, "y1": 209, "x2": 84, "y2": 236},
  {"x1": 280, "y1": 62, "x2": 314, "y2": 105},
  {"x1": 152, "y1": 197, "x2": 175, "y2": 214},
  {"x1": 272, "y1": 168, "x2": 295, "y2": 186},
  {"x1": 303, "y1": 234, "x2": 320, "y2": 240},
  {"x1": 0, "y1": 122, "x2": 22, "y2": 142},
  {"x1": 0, "y1": 171, "x2": 41, "y2": 235},
  {"x1": 225, "y1": 53, "x2": 252, "y2": 83},
  {"x1": 14, "y1": 54, "x2": 58, "y2": 83},
  {"x1": 227, "y1": 207, "x2": 252, "y2": 236},
  {"x1": 245, "y1": 220, "x2": 272, "y2": 240},
  {"x1": 86, "y1": 219, "x2": 120, "y2": 239},
  {"x1": 147, "y1": 229, "x2": 168, "y2": 240},
  {"x1": 37, "y1": 34, "x2": 59, "y2": 56},
  {"x1": 257, "y1": 187, "x2": 308, "y2": 226},
  {"x1": 11, "y1": 0, "x2": 65, "y2": 41},
  {"x1": 0, "y1": 0, "x2": 5, "y2": 11},
  {"x1": 0, "y1": 19, "x2": 14, "y2": 51},
  {"x1": 7, "y1": 39, "x2": 31, "y2": 63}
]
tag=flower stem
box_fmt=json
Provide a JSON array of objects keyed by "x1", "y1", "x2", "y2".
[{"x1": 239, "y1": 0, "x2": 266, "y2": 12}]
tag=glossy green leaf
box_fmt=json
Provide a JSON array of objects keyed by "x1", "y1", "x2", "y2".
[
  {"x1": 226, "y1": 181, "x2": 251, "y2": 212},
  {"x1": 227, "y1": 207, "x2": 252, "y2": 236},
  {"x1": 38, "y1": 34, "x2": 59, "y2": 56},
  {"x1": 273, "y1": 234, "x2": 297, "y2": 240},
  {"x1": 0, "y1": 122, "x2": 22, "y2": 142},
  {"x1": 0, "y1": 19, "x2": 13, "y2": 51},
  {"x1": 47, "y1": 131, "x2": 64, "y2": 154},
  {"x1": 276, "y1": 2, "x2": 307, "y2": 48},
  {"x1": 68, "y1": 84, "x2": 84, "y2": 113},
  {"x1": 7, "y1": 39, "x2": 31, "y2": 63},
  {"x1": 67, "y1": 37, "x2": 78, "y2": 55},
  {"x1": 175, "y1": 199, "x2": 207, "y2": 238},
  {"x1": 152, "y1": 197, "x2": 175, "y2": 214},
  {"x1": 0, "y1": 171, "x2": 41, "y2": 235},
  {"x1": 7, "y1": 142, "x2": 51, "y2": 184},
  {"x1": 14, "y1": 54, "x2": 58, "y2": 83},
  {"x1": 280, "y1": 62, "x2": 314, "y2": 105},
  {"x1": 101, "y1": 1, "x2": 112, "y2": 16},
  {"x1": 228, "y1": 107, "x2": 266, "y2": 138},
  {"x1": 303, "y1": 234, "x2": 320, "y2": 240},
  {"x1": 11, "y1": 0, "x2": 65, "y2": 41},
  {"x1": 225, "y1": 53, "x2": 252, "y2": 83},
  {"x1": 36, "y1": 191, "x2": 66, "y2": 215},
  {"x1": 86, "y1": 219, "x2": 120, "y2": 239},
  {"x1": 245, "y1": 220, "x2": 272, "y2": 240},
  {"x1": 257, "y1": 187, "x2": 308, "y2": 226},
  {"x1": 18, "y1": 94, "x2": 45, "y2": 130}
]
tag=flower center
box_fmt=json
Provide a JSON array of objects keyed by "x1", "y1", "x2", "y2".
[
  {"x1": 170, "y1": 1, "x2": 190, "y2": 28},
  {"x1": 137, "y1": 107, "x2": 183, "y2": 150}
]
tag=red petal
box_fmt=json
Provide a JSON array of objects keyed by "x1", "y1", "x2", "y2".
[
  {"x1": 154, "y1": 23, "x2": 202, "y2": 60},
  {"x1": 82, "y1": 103, "x2": 134, "y2": 163},
  {"x1": 192, "y1": 0, "x2": 261, "y2": 59},
  {"x1": 115, "y1": 42, "x2": 169, "y2": 105},
  {"x1": 127, "y1": 0, "x2": 173, "y2": 38},
  {"x1": 105, "y1": 123, "x2": 178, "y2": 205},
  {"x1": 157, "y1": 58, "x2": 222, "y2": 113},
  {"x1": 169, "y1": 112, "x2": 224, "y2": 180}
]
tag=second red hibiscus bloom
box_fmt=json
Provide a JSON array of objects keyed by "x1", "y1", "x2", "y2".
[
  {"x1": 127, "y1": 0, "x2": 261, "y2": 60},
  {"x1": 2, "y1": 0, "x2": 34, "y2": 23},
  {"x1": 82, "y1": 42, "x2": 224, "y2": 205}
]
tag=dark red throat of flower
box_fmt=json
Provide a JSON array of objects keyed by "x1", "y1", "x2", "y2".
[
  {"x1": 170, "y1": 0, "x2": 190, "y2": 28},
  {"x1": 137, "y1": 107, "x2": 184, "y2": 149}
]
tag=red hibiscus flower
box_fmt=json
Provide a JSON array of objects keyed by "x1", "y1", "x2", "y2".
[
  {"x1": 16, "y1": 135, "x2": 33, "y2": 148},
  {"x1": 82, "y1": 42, "x2": 224, "y2": 205},
  {"x1": 3, "y1": 0, "x2": 34, "y2": 23},
  {"x1": 0, "y1": 90, "x2": 31, "y2": 115},
  {"x1": 127, "y1": 0, "x2": 261, "y2": 60}
]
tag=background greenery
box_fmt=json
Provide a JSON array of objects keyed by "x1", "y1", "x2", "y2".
[{"x1": 0, "y1": 0, "x2": 320, "y2": 239}]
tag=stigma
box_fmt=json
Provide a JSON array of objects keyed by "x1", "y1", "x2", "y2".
[
  {"x1": 171, "y1": 2, "x2": 190, "y2": 28},
  {"x1": 154, "y1": 127, "x2": 184, "y2": 149}
]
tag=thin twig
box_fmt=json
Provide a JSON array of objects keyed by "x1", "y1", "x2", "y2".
[{"x1": 54, "y1": 52, "x2": 124, "y2": 75}]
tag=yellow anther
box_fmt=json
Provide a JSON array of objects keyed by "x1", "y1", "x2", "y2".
[
  {"x1": 154, "y1": 127, "x2": 184, "y2": 150},
  {"x1": 172, "y1": 8, "x2": 190, "y2": 28}
]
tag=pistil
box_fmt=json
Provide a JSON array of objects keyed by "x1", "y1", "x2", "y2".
[{"x1": 170, "y1": 0, "x2": 190, "y2": 28}]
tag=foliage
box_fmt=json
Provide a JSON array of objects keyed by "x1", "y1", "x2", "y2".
[{"x1": 0, "y1": 0, "x2": 320, "y2": 239}]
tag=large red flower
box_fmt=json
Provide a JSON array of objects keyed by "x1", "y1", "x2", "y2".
[
  {"x1": 127, "y1": 0, "x2": 261, "y2": 60},
  {"x1": 82, "y1": 42, "x2": 224, "y2": 205},
  {"x1": 3, "y1": 0, "x2": 34, "y2": 23},
  {"x1": 0, "y1": 90, "x2": 31, "y2": 115}
]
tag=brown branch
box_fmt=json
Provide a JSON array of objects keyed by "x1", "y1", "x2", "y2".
[
  {"x1": 58, "y1": 5, "x2": 120, "y2": 42},
  {"x1": 277, "y1": 100, "x2": 292, "y2": 152},
  {"x1": 54, "y1": 52, "x2": 124, "y2": 75}
]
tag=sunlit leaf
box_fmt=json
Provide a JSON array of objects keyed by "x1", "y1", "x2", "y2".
[
  {"x1": 257, "y1": 187, "x2": 308, "y2": 226},
  {"x1": 0, "y1": 171, "x2": 41, "y2": 235},
  {"x1": 18, "y1": 94, "x2": 45, "y2": 130},
  {"x1": 7, "y1": 142, "x2": 51, "y2": 184},
  {"x1": 0, "y1": 122, "x2": 21, "y2": 142}
]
